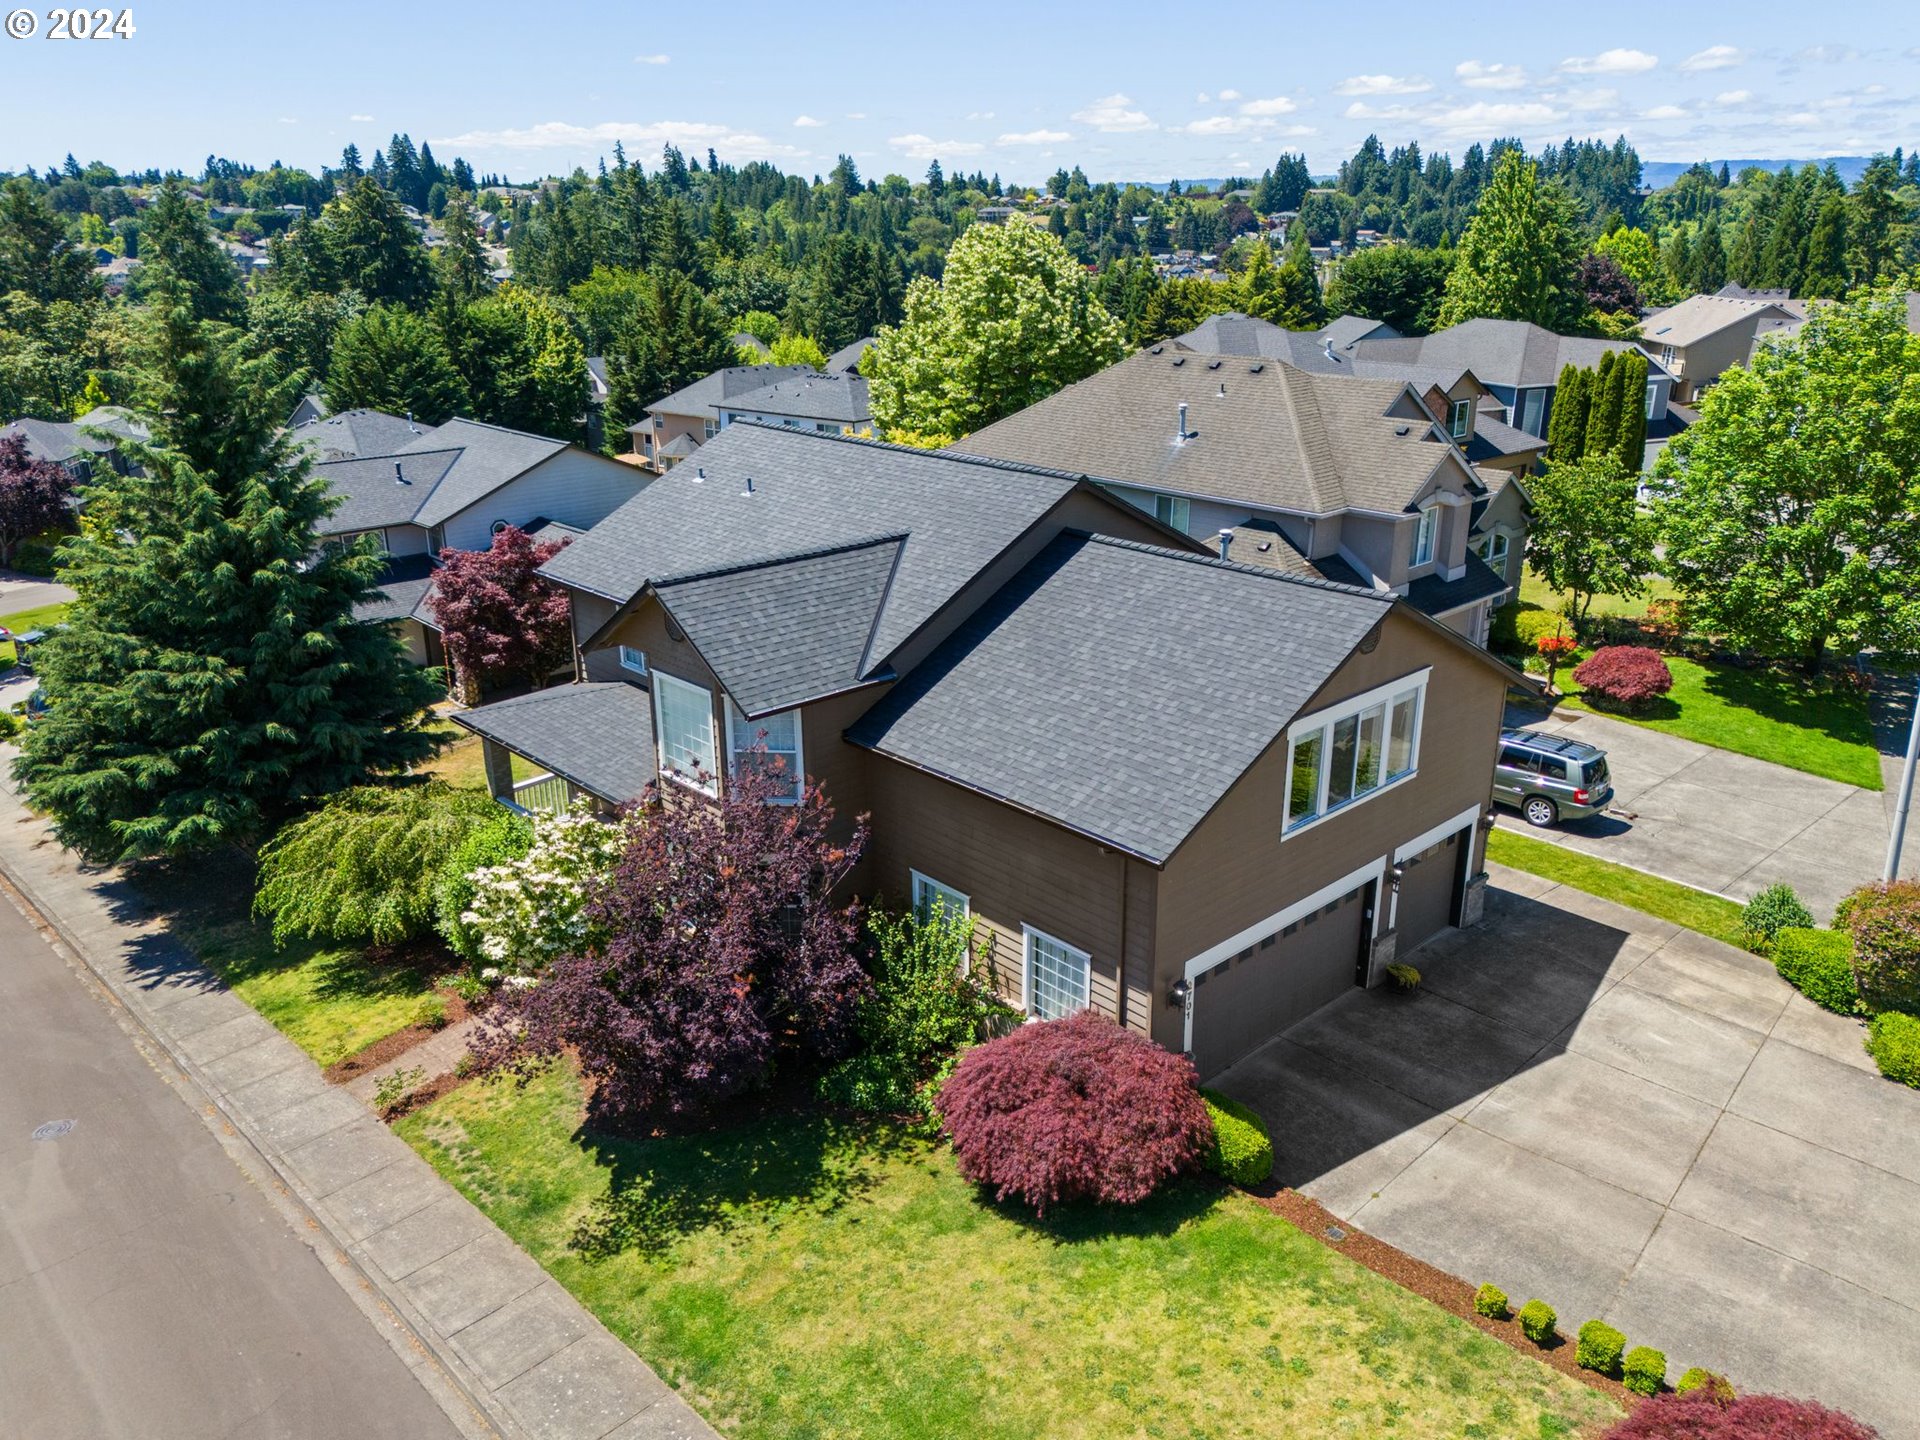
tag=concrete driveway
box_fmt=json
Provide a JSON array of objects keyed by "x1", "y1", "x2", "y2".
[
  {"x1": 1214, "y1": 867, "x2": 1920, "y2": 1438},
  {"x1": 1500, "y1": 703, "x2": 1915, "y2": 921}
]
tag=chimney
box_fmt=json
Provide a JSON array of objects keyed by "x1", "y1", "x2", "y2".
[
  {"x1": 1217, "y1": 528, "x2": 1234, "y2": 560},
  {"x1": 1176, "y1": 401, "x2": 1189, "y2": 443}
]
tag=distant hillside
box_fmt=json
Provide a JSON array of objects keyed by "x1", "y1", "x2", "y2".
[{"x1": 1641, "y1": 157, "x2": 1874, "y2": 187}]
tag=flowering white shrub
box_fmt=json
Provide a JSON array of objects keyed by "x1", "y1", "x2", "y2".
[{"x1": 460, "y1": 800, "x2": 626, "y2": 973}]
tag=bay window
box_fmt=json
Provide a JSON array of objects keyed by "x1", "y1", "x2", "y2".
[
  {"x1": 726, "y1": 702, "x2": 804, "y2": 803},
  {"x1": 653, "y1": 671, "x2": 718, "y2": 794},
  {"x1": 1284, "y1": 673, "x2": 1427, "y2": 835}
]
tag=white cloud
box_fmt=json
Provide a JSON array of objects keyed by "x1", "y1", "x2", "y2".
[
  {"x1": 1179, "y1": 116, "x2": 1248, "y2": 135},
  {"x1": 1560, "y1": 87, "x2": 1621, "y2": 110},
  {"x1": 1678, "y1": 44, "x2": 1745, "y2": 72},
  {"x1": 844, "y1": 112, "x2": 866, "y2": 120},
  {"x1": 428, "y1": 119, "x2": 809, "y2": 162},
  {"x1": 793, "y1": 115, "x2": 825, "y2": 128},
  {"x1": 632, "y1": 53, "x2": 669, "y2": 65},
  {"x1": 965, "y1": 110, "x2": 995, "y2": 120},
  {"x1": 1344, "y1": 101, "x2": 1421, "y2": 121},
  {"x1": 1434, "y1": 100, "x2": 1560, "y2": 134},
  {"x1": 1781, "y1": 110, "x2": 1822, "y2": 126},
  {"x1": 1218, "y1": 88, "x2": 1242, "y2": 101},
  {"x1": 888, "y1": 132, "x2": 985, "y2": 158},
  {"x1": 998, "y1": 128, "x2": 1072, "y2": 145},
  {"x1": 1195, "y1": 91, "x2": 1211, "y2": 104},
  {"x1": 1640, "y1": 104, "x2": 1690, "y2": 120},
  {"x1": 1713, "y1": 90, "x2": 1754, "y2": 105},
  {"x1": 1238, "y1": 95, "x2": 1299, "y2": 116},
  {"x1": 1560, "y1": 48, "x2": 1659, "y2": 75},
  {"x1": 1454, "y1": 60, "x2": 1527, "y2": 90},
  {"x1": 349, "y1": 114, "x2": 373, "y2": 123},
  {"x1": 1335, "y1": 74, "x2": 1431, "y2": 96},
  {"x1": 1796, "y1": 44, "x2": 1860, "y2": 63},
  {"x1": 1072, "y1": 93, "x2": 1155, "y2": 132},
  {"x1": 277, "y1": 117, "x2": 299, "y2": 125}
]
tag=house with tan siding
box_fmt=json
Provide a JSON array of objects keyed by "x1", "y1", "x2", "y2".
[{"x1": 452, "y1": 421, "x2": 1523, "y2": 1081}]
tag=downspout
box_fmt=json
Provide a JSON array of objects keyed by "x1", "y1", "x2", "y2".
[{"x1": 1115, "y1": 851, "x2": 1130, "y2": 1031}]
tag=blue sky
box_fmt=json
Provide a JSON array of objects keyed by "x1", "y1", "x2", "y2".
[{"x1": 3, "y1": 1, "x2": 1915, "y2": 182}]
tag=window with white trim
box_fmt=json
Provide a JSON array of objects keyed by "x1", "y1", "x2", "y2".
[
  {"x1": 652, "y1": 671, "x2": 718, "y2": 794},
  {"x1": 1285, "y1": 674, "x2": 1427, "y2": 834},
  {"x1": 1517, "y1": 387, "x2": 1547, "y2": 436},
  {"x1": 1448, "y1": 398, "x2": 1472, "y2": 440},
  {"x1": 1112, "y1": 485, "x2": 1192, "y2": 535},
  {"x1": 618, "y1": 645, "x2": 648, "y2": 675},
  {"x1": 1472, "y1": 530, "x2": 1510, "y2": 579},
  {"x1": 911, "y1": 871, "x2": 970, "y2": 924},
  {"x1": 726, "y1": 702, "x2": 803, "y2": 803},
  {"x1": 702, "y1": 419, "x2": 719, "y2": 439},
  {"x1": 1410, "y1": 505, "x2": 1437, "y2": 567},
  {"x1": 1025, "y1": 927, "x2": 1090, "y2": 1021},
  {"x1": 1644, "y1": 381, "x2": 1658, "y2": 419}
]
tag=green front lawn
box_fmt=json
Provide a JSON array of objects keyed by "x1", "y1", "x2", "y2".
[
  {"x1": 1558, "y1": 654, "x2": 1882, "y2": 791},
  {"x1": 398, "y1": 1065, "x2": 1618, "y2": 1440},
  {"x1": 1488, "y1": 828, "x2": 1747, "y2": 949},
  {"x1": 0, "y1": 600, "x2": 73, "y2": 667},
  {"x1": 1519, "y1": 569, "x2": 1677, "y2": 623},
  {"x1": 420, "y1": 719, "x2": 540, "y2": 791},
  {"x1": 145, "y1": 856, "x2": 444, "y2": 1068}
]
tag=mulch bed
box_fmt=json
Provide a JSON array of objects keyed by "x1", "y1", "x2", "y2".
[
  {"x1": 1253, "y1": 1183, "x2": 1635, "y2": 1406},
  {"x1": 377, "y1": 1069, "x2": 471, "y2": 1123},
  {"x1": 321, "y1": 983, "x2": 479, "y2": 1085}
]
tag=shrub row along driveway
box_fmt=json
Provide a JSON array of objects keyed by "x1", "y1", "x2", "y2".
[
  {"x1": 1499, "y1": 701, "x2": 1913, "y2": 921},
  {"x1": 1214, "y1": 867, "x2": 1920, "y2": 1439}
]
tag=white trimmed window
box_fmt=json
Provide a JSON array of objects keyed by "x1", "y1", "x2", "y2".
[
  {"x1": 653, "y1": 671, "x2": 718, "y2": 794},
  {"x1": 910, "y1": 871, "x2": 969, "y2": 924},
  {"x1": 1285, "y1": 672, "x2": 1428, "y2": 835},
  {"x1": 1024, "y1": 927, "x2": 1090, "y2": 1021},
  {"x1": 618, "y1": 645, "x2": 648, "y2": 676},
  {"x1": 1472, "y1": 530, "x2": 1510, "y2": 579},
  {"x1": 1448, "y1": 398, "x2": 1472, "y2": 440},
  {"x1": 1410, "y1": 505, "x2": 1437, "y2": 568},
  {"x1": 702, "y1": 419, "x2": 720, "y2": 439},
  {"x1": 1644, "y1": 381, "x2": 1659, "y2": 420},
  {"x1": 726, "y1": 702, "x2": 803, "y2": 803},
  {"x1": 1518, "y1": 387, "x2": 1547, "y2": 436},
  {"x1": 1113, "y1": 485, "x2": 1192, "y2": 535}
]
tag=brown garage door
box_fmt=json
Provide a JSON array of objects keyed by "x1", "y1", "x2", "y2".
[
  {"x1": 1395, "y1": 830, "x2": 1464, "y2": 955},
  {"x1": 1189, "y1": 884, "x2": 1369, "y2": 1080}
]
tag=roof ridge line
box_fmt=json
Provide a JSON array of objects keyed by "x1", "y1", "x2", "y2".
[
  {"x1": 428, "y1": 414, "x2": 568, "y2": 443},
  {"x1": 654, "y1": 532, "x2": 908, "y2": 588},
  {"x1": 726, "y1": 419, "x2": 1104, "y2": 487},
  {"x1": 1081, "y1": 532, "x2": 1392, "y2": 601},
  {"x1": 312, "y1": 445, "x2": 466, "y2": 465}
]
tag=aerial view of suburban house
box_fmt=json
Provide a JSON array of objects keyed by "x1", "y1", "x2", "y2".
[
  {"x1": 623, "y1": 362, "x2": 820, "y2": 473},
  {"x1": 292, "y1": 409, "x2": 646, "y2": 668},
  {"x1": 952, "y1": 345, "x2": 1524, "y2": 644},
  {"x1": 1637, "y1": 291, "x2": 1804, "y2": 403},
  {"x1": 715, "y1": 369, "x2": 871, "y2": 434},
  {"x1": 0, "y1": 405, "x2": 149, "y2": 480},
  {"x1": 454, "y1": 421, "x2": 1520, "y2": 1078}
]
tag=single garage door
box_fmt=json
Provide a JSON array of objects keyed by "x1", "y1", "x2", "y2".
[
  {"x1": 1395, "y1": 829, "x2": 1464, "y2": 955},
  {"x1": 1189, "y1": 884, "x2": 1369, "y2": 1079}
]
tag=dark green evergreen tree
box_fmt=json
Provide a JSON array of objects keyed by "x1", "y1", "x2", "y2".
[
  {"x1": 132, "y1": 179, "x2": 246, "y2": 326},
  {"x1": 326, "y1": 305, "x2": 467, "y2": 423},
  {"x1": 329, "y1": 178, "x2": 433, "y2": 307},
  {"x1": 0, "y1": 177, "x2": 100, "y2": 303}
]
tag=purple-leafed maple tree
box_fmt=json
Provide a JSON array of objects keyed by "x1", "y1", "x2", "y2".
[
  {"x1": 472, "y1": 757, "x2": 871, "y2": 1126},
  {"x1": 0, "y1": 433, "x2": 74, "y2": 568},
  {"x1": 424, "y1": 524, "x2": 572, "y2": 702}
]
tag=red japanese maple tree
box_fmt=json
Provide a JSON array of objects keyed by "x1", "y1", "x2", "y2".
[
  {"x1": 424, "y1": 524, "x2": 572, "y2": 702},
  {"x1": 0, "y1": 433, "x2": 74, "y2": 568}
]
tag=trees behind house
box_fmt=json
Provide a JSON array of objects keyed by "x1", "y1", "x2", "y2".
[
  {"x1": 1655, "y1": 287, "x2": 1920, "y2": 673},
  {"x1": 602, "y1": 270, "x2": 739, "y2": 435},
  {"x1": 864, "y1": 221, "x2": 1124, "y2": 442},
  {"x1": 1325, "y1": 244, "x2": 1453, "y2": 335},
  {"x1": 1526, "y1": 454, "x2": 1655, "y2": 631},
  {"x1": 326, "y1": 304, "x2": 467, "y2": 423},
  {"x1": 1437, "y1": 150, "x2": 1588, "y2": 333},
  {"x1": 424, "y1": 523, "x2": 574, "y2": 702},
  {"x1": 0, "y1": 433, "x2": 73, "y2": 565},
  {"x1": 1546, "y1": 350, "x2": 1649, "y2": 479}
]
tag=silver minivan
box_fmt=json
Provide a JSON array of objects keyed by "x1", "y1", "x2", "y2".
[{"x1": 1494, "y1": 729, "x2": 1613, "y2": 827}]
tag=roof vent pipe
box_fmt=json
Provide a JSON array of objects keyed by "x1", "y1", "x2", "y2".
[
  {"x1": 1176, "y1": 401, "x2": 1188, "y2": 444},
  {"x1": 406, "y1": 411, "x2": 417, "y2": 432},
  {"x1": 1217, "y1": 528, "x2": 1233, "y2": 560},
  {"x1": 692, "y1": 466, "x2": 704, "y2": 482},
  {"x1": 1323, "y1": 338, "x2": 1338, "y2": 362},
  {"x1": 1217, "y1": 383, "x2": 1226, "y2": 399},
  {"x1": 393, "y1": 461, "x2": 408, "y2": 485},
  {"x1": 742, "y1": 475, "x2": 755, "y2": 496}
]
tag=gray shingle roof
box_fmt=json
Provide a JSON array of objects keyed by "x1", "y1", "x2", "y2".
[
  {"x1": 542, "y1": 424, "x2": 1089, "y2": 667},
  {"x1": 1641, "y1": 294, "x2": 1794, "y2": 349},
  {"x1": 1, "y1": 417, "x2": 106, "y2": 465},
  {"x1": 1404, "y1": 552, "x2": 1512, "y2": 617},
  {"x1": 718, "y1": 373, "x2": 871, "y2": 425},
  {"x1": 452, "y1": 683, "x2": 658, "y2": 805},
  {"x1": 400, "y1": 419, "x2": 569, "y2": 528},
  {"x1": 848, "y1": 532, "x2": 1392, "y2": 863},
  {"x1": 656, "y1": 538, "x2": 902, "y2": 716},
  {"x1": 1465, "y1": 411, "x2": 1546, "y2": 461},
  {"x1": 957, "y1": 349, "x2": 1458, "y2": 518},
  {"x1": 827, "y1": 336, "x2": 874, "y2": 374},
  {"x1": 1319, "y1": 313, "x2": 1401, "y2": 349},
  {"x1": 354, "y1": 552, "x2": 438, "y2": 624},
  {"x1": 1176, "y1": 313, "x2": 1445, "y2": 384},
  {"x1": 291, "y1": 409, "x2": 428, "y2": 460},
  {"x1": 1352, "y1": 318, "x2": 1671, "y2": 388},
  {"x1": 316, "y1": 449, "x2": 463, "y2": 533},
  {"x1": 1225, "y1": 520, "x2": 1369, "y2": 588},
  {"x1": 644, "y1": 365, "x2": 821, "y2": 422}
]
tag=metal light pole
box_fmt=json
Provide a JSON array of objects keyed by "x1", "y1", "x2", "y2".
[{"x1": 1885, "y1": 672, "x2": 1920, "y2": 882}]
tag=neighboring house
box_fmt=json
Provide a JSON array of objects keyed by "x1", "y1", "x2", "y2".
[
  {"x1": 826, "y1": 336, "x2": 874, "y2": 374},
  {"x1": 1, "y1": 406, "x2": 149, "y2": 480},
  {"x1": 624, "y1": 364, "x2": 819, "y2": 474},
  {"x1": 730, "y1": 332, "x2": 772, "y2": 360},
  {"x1": 301, "y1": 412, "x2": 646, "y2": 668},
  {"x1": 955, "y1": 346, "x2": 1524, "y2": 645},
  {"x1": 454, "y1": 421, "x2": 1522, "y2": 1080},
  {"x1": 287, "y1": 393, "x2": 331, "y2": 429},
  {"x1": 1636, "y1": 293, "x2": 1801, "y2": 403},
  {"x1": 716, "y1": 372, "x2": 872, "y2": 436}
]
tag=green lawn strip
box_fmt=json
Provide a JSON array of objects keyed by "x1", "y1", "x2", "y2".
[
  {"x1": 422, "y1": 720, "x2": 540, "y2": 791},
  {"x1": 1488, "y1": 829, "x2": 1747, "y2": 949},
  {"x1": 398, "y1": 1066, "x2": 1618, "y2": 1440},
  {"x1": 0, "y1": 600, "x2": 73, "y2": 667},
  {"x1": 1518, "y1": 569, "x2": 1676, "y2": 622},
  {"x1": 141, "y1": 857, "x2": 442, "y2": 1069},
  {"x1": 1555, "y1": 654, "x2": 1882, "y2": 790}
]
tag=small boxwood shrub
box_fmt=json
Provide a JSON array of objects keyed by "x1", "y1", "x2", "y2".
[
  {"x1": 1577, "y1": 1319, "x2": 1627, "y2": 1376},
  {"x1": 1513, "y1": 606, "x2": 1570, "y2": 651},
  {"x1": 1198, "y1": 1088, "x2": 1273, "y2": 1186},
  {"x1": 1675, "y1": 1368, "x2": 1734, "y2": 1402},
  {"x1": 1772, "y1": 928, "x2": 1863, "y2": 1015},
  {"x1": 1835, "y1": 880, "x2": 1920, "y2": 1013},
  {"x1": 935, "y1": 1010, "x2": 1212, "y2": 1214},
  {"x1": 1573, "y1": 645, "x2": 1674, "y2": 713},
  {"x1": 1517, "y1": 1298, "x2": 1557, "y2": 1345},
  {"x1": 1473, "y1": 1283, "x2": 1509, "y2": 1320},
  {"x1": 1741, "y1": 884, "x2": 1816, "y2": 953},
  {"x1": 1866, "y1": 1011, "x2": 1920, "y2": 1088},
  {"x1": 1623, "y1": 1345, "x2": 1667, "y2": 1397},
  {"x1": 1601, "y1": 1392, "x2": 1878, "y2": 1439}
]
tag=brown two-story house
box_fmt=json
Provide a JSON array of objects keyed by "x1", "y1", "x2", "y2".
[{"x1": 453, "y1": 422, "x2": 1522, "y2": 1079}]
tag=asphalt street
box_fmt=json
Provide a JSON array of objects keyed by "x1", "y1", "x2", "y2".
[{"x1": 0, "y1": 884, "x2": 466, "y2": 1440}]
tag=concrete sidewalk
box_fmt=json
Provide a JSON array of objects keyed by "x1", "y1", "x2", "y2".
[{"x1": 0, "y1": 774, "x2": 718, "y2": 1440}]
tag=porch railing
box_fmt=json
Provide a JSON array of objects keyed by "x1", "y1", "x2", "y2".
[{"x1": 507, "y1": 771, "x2": 572, "y2": 816}]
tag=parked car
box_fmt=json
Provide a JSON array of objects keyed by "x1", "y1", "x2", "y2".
[{"x1": 1494, "y1": 728, "x2": 1613, "y2": 827}]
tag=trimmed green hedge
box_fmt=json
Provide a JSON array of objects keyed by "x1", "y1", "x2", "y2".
[
  {"x1": 1676, "y1": 1367, "x2": 1734, "y2": 1401},
  {"x1": 1518, "y1": 1299, "x2": 1557, "y2": 1345},
  {"x1": 1473, "y1": 1283, "x2": 1509, "y2": 1320},
  {"x1": 1576, "y1": 1319, "x2": 1626, "y2": 1377},
  {"x1": 1867, "y1": 1011, "x2": 1920, "y2": 1087},
  {"x1": 1198, "y1": 1088, "x2": 1274, "y2": 1187},
  {"x1": 1772, "y1": 927, "x2": 1863, "y2": 1015},
  {"x1": 1623, "y1": 1345, "x2": 1666, "y2": 1397}
]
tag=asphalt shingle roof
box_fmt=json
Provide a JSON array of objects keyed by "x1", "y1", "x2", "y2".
[
  {"x1": 542, "y1": 424, "x2": 1090, "y2": 667},
  {"x1": 291, "y1": 409, "x2": 428, "y2": 460},
  {"x1": 453, "y1": 683, "x2": 658, "y2": 805},
  {"x1": 1351, "y1": 318, "x2": 1671, "y2": 389},
  {"x1": 656, "y1": 538, "x2": 902, "y2": 716},
  {"x1": 848, "y1": 532, "x2": 1392, "y2": 862},
  {"x1": 718, "y1": 373, "x2": 871, "y2": 425},
  {"x1": 1225, "y1": 520, "x2": 1370, "y2": 588},
  {"x1": 399, "y1": 419, "x2": 569, "y2": 528},
  {"x1": 644, "y1": 365, "x2": 821, "y2": 422},
  {"x1": 1465, "y1": 411, "x2": 1546, "y2": 461},
  {"x1": 1641, "y1": 294, "x2": 1794, "y2": 350},
  {"x1": 1404, "y1": 552, "x2": 1512, "y2": 617},
  {"x1": 957, "y1": 349, "x2": 1458, "y2": 518},
  {"x1": 1, "y1": 417, "x2": 106, "y2": 465},
  {"x1": 353, "y1": 552, "x2": 439, "y2": 624},
  {"x1": 316, "y1": 449, "x2": 463, "y2": 533},
  {"x1": 827, "y1": 336, "x2": 874, "y2": 374}
]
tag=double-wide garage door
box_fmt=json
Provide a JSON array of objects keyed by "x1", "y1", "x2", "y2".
[{"x1": 1188, "y1": 885, "x2": 1369, "y2": 1079}]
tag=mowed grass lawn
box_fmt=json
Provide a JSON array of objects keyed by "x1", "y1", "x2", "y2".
[
  {"x1": 399, "y1": 1065, "x2": 1619, "y2": 1440},
  {"x1": 1488, "y1": 828, "x2": 1748, "y2": 949},
  {"x1": 143, "y1": 855, "x2": 444, "y2": 1067},
  {"x1": 0, "y1": 599, "x2": 73, "y2": 666},
  {"x1": 420, "y1": 718, "x2": 540, "y2": 791}
]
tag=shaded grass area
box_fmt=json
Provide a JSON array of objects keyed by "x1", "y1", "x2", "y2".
[
  {"x1": 0, "y1": 600, "x2": 73, "y2": 667},
  {"x1": 139, "y1": 852, "x2": 446, "y2": 1068},
  {"x1": 1488, "y1": 828, "x2": 1747, "y2": 949},
  {"x1": 1519, "y1": 568, "x2": 1677, "y2": 622},
  {"x1": 398, "y1": 1065, "x2": 1618, "y2": 1440},
  {"x1": 1558, "y1": 655, "x2": 1882, "y2": 791},
  {"x1": 419, "y1": 719, "x2": 539, "y2": 791}
]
